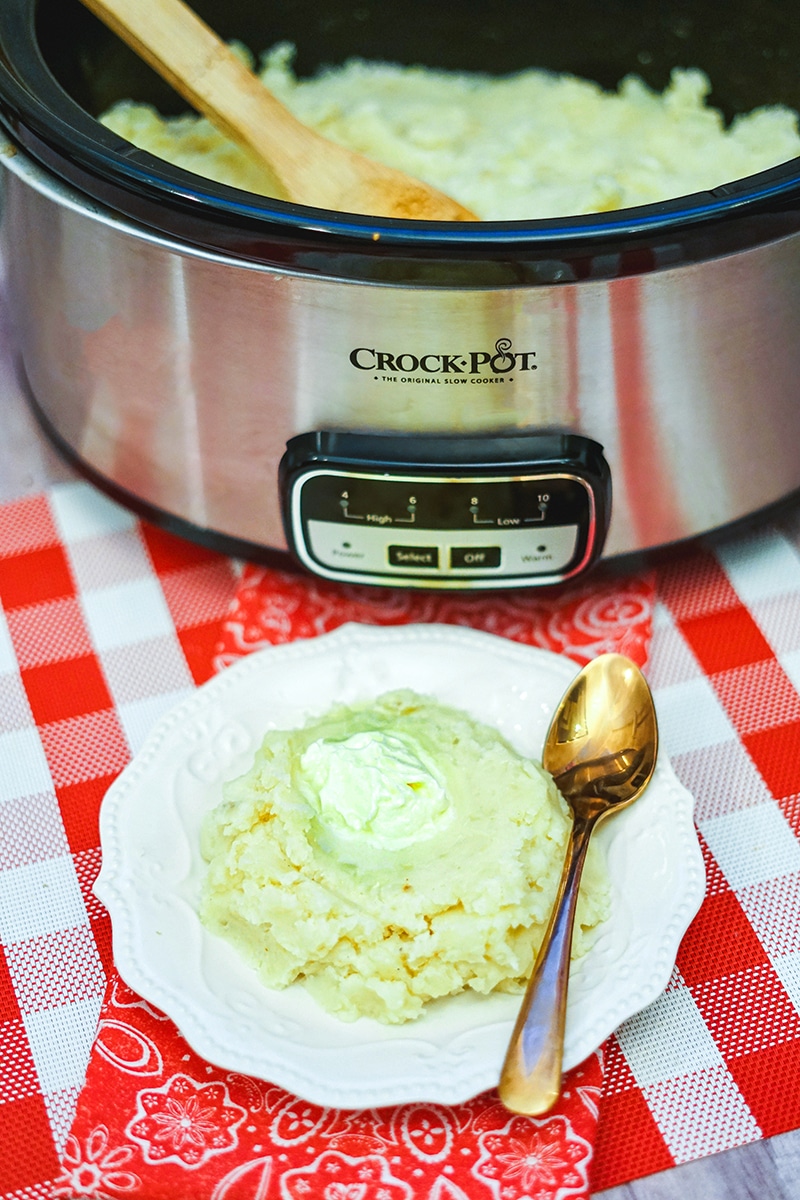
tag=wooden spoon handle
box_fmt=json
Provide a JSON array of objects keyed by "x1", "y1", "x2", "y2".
[
  {"x1": 80, "y1": 0, "x2": 316, "y2": 181},
  {"x1": 79, "y1": 0, "x2": 478, "y2": 220}
]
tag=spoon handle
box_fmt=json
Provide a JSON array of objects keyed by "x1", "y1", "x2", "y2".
[
  {"x1": 498, "y1": 812, "x2": 596, "y2": 1115},
  {"x1": 79, "y1": 0, "x2": 315, "y2": 183},
  {"x1": 79, "y1": 0, "x2": 478, "y2": 220}
]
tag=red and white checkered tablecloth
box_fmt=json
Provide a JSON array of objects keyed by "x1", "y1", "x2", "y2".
[
  {"x1": 594, "y1": 518, "x2": 800, "y2": 1187},
  {"x1": 0, "y1": 485, "x2": 237, "y2": 1195},
  {"x1": 3, "y1": 479, "x2": 800, "y2": 1197}
]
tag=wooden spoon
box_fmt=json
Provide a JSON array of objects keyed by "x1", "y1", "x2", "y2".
[{"x1": 79, "y1": 0, "x2": 479, "y2": 221}]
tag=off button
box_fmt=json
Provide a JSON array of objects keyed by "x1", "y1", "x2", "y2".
[{"x1": 450, "y1": 546, "x2": 501, "y2": 569}]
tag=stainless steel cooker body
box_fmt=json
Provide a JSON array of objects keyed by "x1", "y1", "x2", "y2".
[
  {"x1": 6, "y1": 142, "x2": 800, "y2": 564},
  {"x1": 4, "y1": 0, "x2": 800, "y2": 587}
]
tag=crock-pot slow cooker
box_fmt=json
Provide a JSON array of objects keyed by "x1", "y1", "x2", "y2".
[{"x1": 2, "y1": 0, "x2": 800, "y2": 588}]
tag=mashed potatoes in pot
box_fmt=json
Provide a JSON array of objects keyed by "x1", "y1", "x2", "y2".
[
  {"x1": 101, "y1": 44, "x2": 800, "y2": 219},
  {"x1": 199, "y1": 688, "x2": 610, "y2": 1024}
]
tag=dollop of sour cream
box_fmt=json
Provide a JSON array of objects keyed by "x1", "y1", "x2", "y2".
[{"x1": 297, "y1": 730, "x2": 453, "y2": 851}]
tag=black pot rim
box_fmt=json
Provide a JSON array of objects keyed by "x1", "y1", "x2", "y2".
[
  {"x1": 4, "y1": 0, "x2": 800, "y2": 284},
  {"x1": 5, "y1": 0, "x2": 800, "y2": 242}
]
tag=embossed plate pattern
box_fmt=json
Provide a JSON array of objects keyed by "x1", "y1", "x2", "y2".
[{"x1": 95, "y1": 623, "x2": 705, "y2": 1108}]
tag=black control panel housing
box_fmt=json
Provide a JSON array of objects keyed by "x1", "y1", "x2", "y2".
[{"x1": 279, "y1": 430, "x2": 612, "y2": 589}]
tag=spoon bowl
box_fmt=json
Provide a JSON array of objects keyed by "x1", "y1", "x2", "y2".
[
  {"x1": 498, "y1": 653, "x2": 658, "y2": 1115},
  {"x1": 78, "y1": 0, "x2": 478, "y2": 221}
]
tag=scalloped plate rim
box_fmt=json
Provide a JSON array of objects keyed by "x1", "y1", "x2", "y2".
[{"x1": 95, "y1": 622, "x2": 705, "y2": 1108}]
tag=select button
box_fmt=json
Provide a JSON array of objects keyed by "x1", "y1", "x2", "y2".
[
  {"x1": 388, "y1": 545, "x2": 439, "y2": 568},
  {"x1": 450, "y1": 546, "x2": 502, "y2": 569}
]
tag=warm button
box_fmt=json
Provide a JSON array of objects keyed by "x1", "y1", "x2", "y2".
[
  {"x1": 388, "y1": 545, "x2": 439, "y2": 568},
  {"x1": 450, "y1": 546, "x2": 502, "y2": 569}
]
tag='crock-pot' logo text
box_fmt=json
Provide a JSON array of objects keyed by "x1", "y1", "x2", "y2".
[{"x1": 349, "y1": 338, "x2": 537, "y2": 377}]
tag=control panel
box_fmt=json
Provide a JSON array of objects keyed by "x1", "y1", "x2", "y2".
[{"x1": 279, "y1": 431, "x2": 611, "y2": 589}]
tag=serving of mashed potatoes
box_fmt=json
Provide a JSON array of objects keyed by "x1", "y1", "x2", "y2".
[
  {"x1": 199, "y1": 688, "x2": 610, "y2": 1024},
  {"x1": 101, "y1": 44, "x2": 800, "y2": 219}
]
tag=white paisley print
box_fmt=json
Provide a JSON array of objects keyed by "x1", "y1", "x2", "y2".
[
  {"x1": 55, "y1": 1126, "x2": 139, "y2": 1198},
  {"x1": 126, "y1": 1074, "x2": 246, "y2": 1168}
]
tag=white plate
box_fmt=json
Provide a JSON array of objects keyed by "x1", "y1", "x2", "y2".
[{"x1": 95, "y1": 622, "x2": 705, "y2": 1109}]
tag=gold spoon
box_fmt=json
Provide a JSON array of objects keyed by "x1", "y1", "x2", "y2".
[
  {"x1": 79, "y1": 0, "x2": 478, "y2": 222},
  {"x1": 498, "y1": 652, "x2": 658, "y2": 1115}
]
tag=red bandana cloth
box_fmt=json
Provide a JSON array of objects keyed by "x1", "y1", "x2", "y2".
[
  {"x1": 59, "y1": 984, "x2": 604, "y2": 1200},
  {"x1": 214, "y1": 563, "x2": 654, "y2": 671},
  {"x1": 56, "y1": 560, "x2": 654, "y2": 1200}
]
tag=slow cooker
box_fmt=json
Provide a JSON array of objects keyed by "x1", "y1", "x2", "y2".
[{"x1": 2, "y1": 0, "x2": 800, "y2": 589}]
